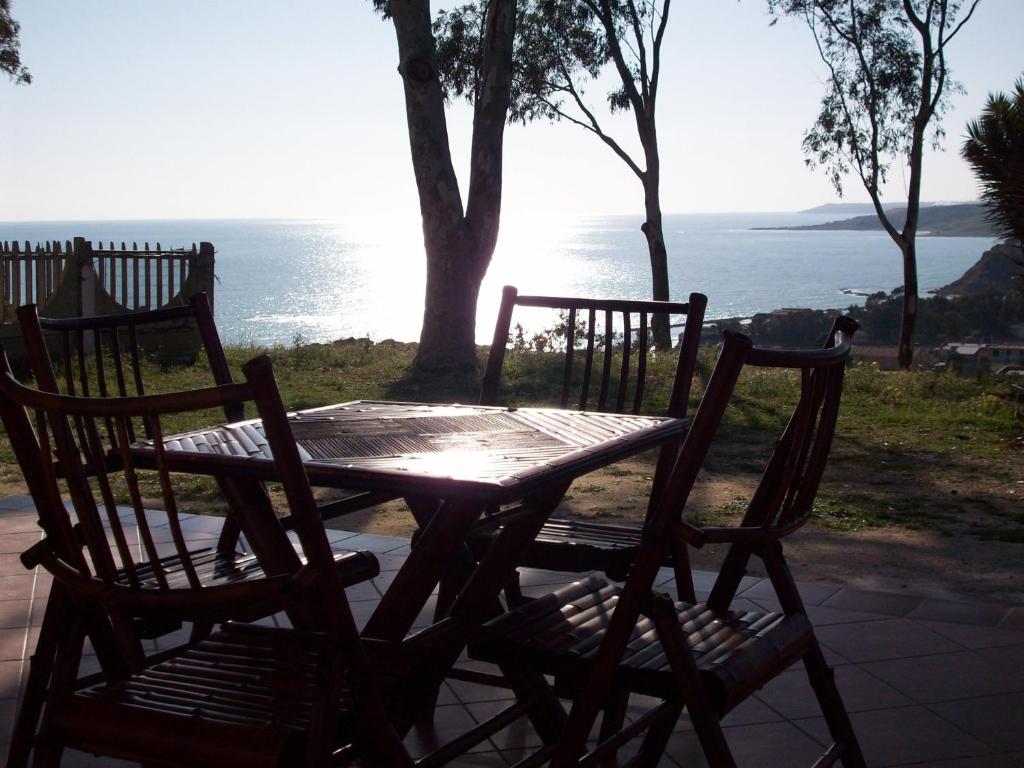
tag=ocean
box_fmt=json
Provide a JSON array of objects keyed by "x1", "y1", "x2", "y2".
[{"x1": 0, "y1": 213, "x2": 996, "y2": 346}]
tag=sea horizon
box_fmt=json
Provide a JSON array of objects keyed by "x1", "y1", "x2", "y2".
[{"x1": 0, "y1": 213, "x2": 997, "y2": 346}]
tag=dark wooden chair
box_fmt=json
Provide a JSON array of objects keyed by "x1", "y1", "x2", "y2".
[
  {"x1": 17, "y1": 293, "x2": 393, "y2": 523},
  {"x1": 477, "y1": 285, "x2": 707, "y2": 600},
  {"x1": 469, "y1": 320, "x2": 866, "y2": 767},
  {"x1": 0, "y1": 351, "x2": 413, "y2": 768},
  {"x1": 10, "y1": 294, "x2": 392, "y2": 767}
]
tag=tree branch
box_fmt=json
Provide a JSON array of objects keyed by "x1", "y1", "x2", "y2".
[
  {"x1": 624, "y1": 0, "x2": 650, "y2": 102},
  {"x1": 650, "y1": 0, "x2": 671, "y2": 98},
  {"x1": 549, "y1": 55, "x2": 646, "y2": 179},
  {"x1": 595, "y1": 0, "x2": 646, "y2": 115}
]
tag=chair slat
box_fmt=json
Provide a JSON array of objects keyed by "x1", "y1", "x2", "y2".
[
  {"x1": 148, "y1": 419, "x2": 202, "y2": 590},
  {"x1": 114, "y1": 416, "x2": 169, "y2": 589},
  {"x1": 633, "y1": 313, "x2": 648, "y2": 414},
  {"x1": 616, "y1": 311, "x2": 631, "y2": 412},
  {"x1": 579, "y1": 308, "x2": 597, "y2": 410},
  {"x1": 560, "y1": 308, "x2": 576, "y2": 409},
  {"x1": 598, "y1": 309, "x2": 614, "y2": 411}
]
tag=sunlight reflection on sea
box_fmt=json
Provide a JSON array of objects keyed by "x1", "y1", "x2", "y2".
[{"x1": 0, "y1": 213, "x2": 994, "y2": 346}]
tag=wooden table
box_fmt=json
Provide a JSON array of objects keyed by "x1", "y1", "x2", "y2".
[{"x1": 134, "y1": 400, "x2": 687, "y2": 736}]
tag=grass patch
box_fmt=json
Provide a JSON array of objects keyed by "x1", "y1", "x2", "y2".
[{"x1": 1, "y1": 338, "x2": 1020, "y2": 541}]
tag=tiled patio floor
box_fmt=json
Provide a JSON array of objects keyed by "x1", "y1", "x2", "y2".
[{"x1": 2, "y1": 494, "x2": 1023, "y2": 767}]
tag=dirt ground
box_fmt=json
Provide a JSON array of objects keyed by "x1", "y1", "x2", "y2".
[
  {"x1": 324, "y1": 452, "x2": 1024, "y2": 606},
  {"x1": 2, "y1": 449, "x2": 1019, "y2": 606}
]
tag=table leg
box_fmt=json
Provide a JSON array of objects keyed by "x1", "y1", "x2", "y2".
[{"x1": 363, "y1": 498, "x2": 484, "y2": 642}]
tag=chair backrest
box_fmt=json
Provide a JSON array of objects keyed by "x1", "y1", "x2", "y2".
[
  {"x1": 18, "y1": 292, "x2": 241, "y2": 442},
  {"x1": 480, "y1": 286, "x2": 707, "y2": 419},
  {"x1": 547, "y1": 321, "x2": 858, "y2": 764},
  {"x1": 673, "y1": 317, "x2": 858, "y2": 611},
  {"x1": 0, "y1": 350, "x2": 351, "y2": 657},
  {"x1": 735, "y1": 316, "x2": 858, "y2": 536}
]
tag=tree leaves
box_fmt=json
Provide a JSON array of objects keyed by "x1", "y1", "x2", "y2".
[
  {"x1": 1, "y1": 0, "x2": 30, "y2": 85},
  {"x1": 962, "y1": 76, "x2": 1024, "y2": 246},
  {"x1": 768, "y1": 0, "x2": 967, "y2": 202}
]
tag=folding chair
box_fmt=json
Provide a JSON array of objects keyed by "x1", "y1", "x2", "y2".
[
  {"x1": 0, "y1": 351, "x2": 387, "y2": 767},
  {"x1": 478, "y1": 285, "x2": 706, "y2": 602},
  {"x1": 470, "y1": 320, "x2": 866, "y2": 767}
]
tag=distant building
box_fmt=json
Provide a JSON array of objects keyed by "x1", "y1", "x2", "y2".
[
  {"x1": 942, "y1": 342, "x2": 1024, "y2": 377},
  {"x1": 852, "y1": 346, "x2": 940, "y2": 371}
]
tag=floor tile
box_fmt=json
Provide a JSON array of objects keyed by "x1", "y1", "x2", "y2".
[
  {"x1": 915, "y1": 619, "x2": 1024, "y2": 650},
  {"x1": 465, "y1": 699, "x2": 542, "y2": 751},
  {"x1": 930, "y1": 692, "x2": 1024, "y2": 753},
  {"x1": 664, "y1": 720, "x2": 829, "y2": 767},
  {"x1": 0, "y1": 533, "x2": 41, "y2": 556},
  {"x1": 894, "y1": 756, "x2": 1019, "y2": 767},
  {"x1": 0, "y1": 659, "x2": 24, "y2": 699},
  {"x1": 0, "y1": 514, "x2": 40, "y2": 534},
  {"x1": 342, "y1": 533, "x2": 411, "y2": 554},
  {"x1": 863, "y1": 650, "x2": 1024, "y2": 703},
  {"x1": 750, "y1": 596, "x2": 887, "y2": 626},
  {"x1": 741, "y1": 578, "x2": 842, "y2": 607},
  {"x1": 821, "y1": 587, "x2": 922, "y2": 617},
  {"x1": 795, "y1": 705, "x2": 992, "y2": 766},
  {"x1": 0, "y1": 496, "x2": 35, "y2": 511},
  {"x1": 0, "y1": 575, "x2": 35, "y2": 603},
  {"x1": 0, "y1": 627, "x2": 33, "y2": 662},
  {"x1": 0, "y1": 600, "x2": 31, "y2": 630},
  {"x1": 756, "y1": 664, "x2": 913, "y2": 719},
  {"x1": 404, "y1": 702, "x2": 492, "y2": 757},
  {"x1": 908, "y1": 598, "x2": 1010, "y2": 627},
  {"x1": 817, "y1": 619, "x2": 962, "y2": 662},
  {"x1": 999, "y1": 608, "x2": 1024, "y2": 631},
  {"x1": 448, "y1": 674, "x2": 516, "y2": 704},
  {"x1": 0, "y1": 554, "x2": 30, "y2": 576}
]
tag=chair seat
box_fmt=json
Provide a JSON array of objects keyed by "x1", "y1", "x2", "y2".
[
  {"x1": 469, "y1": 575, "x2": 813, "y2": 713},
  {"x1": 521, "y1": 517, "x2": 645, "y2": 578},
  {"x1": 114, "y1": 547, "x2": 379, "y2": 634},
  {"x1": 114, "y1": 546, "x2": 379, "y2": 591},
  {"x1": 46, "y1": 624, "x2": 354, "y2": 768}
]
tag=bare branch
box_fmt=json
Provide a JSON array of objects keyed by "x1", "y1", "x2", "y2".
[
  {"x1": 624, "y1": 0, "x2": 650, "y2": 101},
  {"x1": 596, "y1": 0, "x2": 646, "y2": 114},
  {"x1": 650, "y1": 0, "x2": 671, "y2": 98},
  {"x1": 942, "y1": 0, "x2": 981, "y2": 45}
]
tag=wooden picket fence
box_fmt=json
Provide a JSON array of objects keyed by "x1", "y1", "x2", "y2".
[{"x1": 0, "y1": 236, "x2": 216, "y2": 364}]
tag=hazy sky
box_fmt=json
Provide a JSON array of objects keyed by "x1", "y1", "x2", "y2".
[{"x1": 1, "y1": 0, "x2": 1020, "y2": 222}]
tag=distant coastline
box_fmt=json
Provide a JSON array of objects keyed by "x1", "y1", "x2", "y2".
[{"x1": 759, "y1": 203, "x2": 994, "y2": 238}]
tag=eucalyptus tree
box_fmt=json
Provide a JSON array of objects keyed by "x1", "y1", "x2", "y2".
[
  {"x1": 962, "y1": 76, "x2": 1024, "y2": 250},
  {"x1": 435, "y1": 0, "x2": 676, "y2": 349},
  {"x1": 372, "y1": 0, "x2": 517, "y2": 374},
  {"x1": 1, "y1": 0, "x2": 30, "y2": 84},
  {"x1": 769, "y1": 0, "x2": 980, "y2": 368}
]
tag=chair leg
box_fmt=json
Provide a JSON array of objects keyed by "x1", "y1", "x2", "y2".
[
  {"x1": 803, "y1": 642, "x2": 866, "y2": 768},
  {"x1": 502, "y1": 569, "x2": 528, "y2": 609},
  {"x1": 631, "y1": 701, "x2": 685, "y2": 768},
  {"x1": 595, "y1": 689, "x2": 629, "y2": 766},
  {"x1": 499, "y1": 662, "x2": 567, "y2": 745},
  {"x1": 27, "y1": 739, "x2": 62, "y2": 768},
  {"x1": 6, "y1": 585, "x2": 72, "y2": 768},
  {"x1": 688, "y1": 712, "x2": 737, "y2": 768}
]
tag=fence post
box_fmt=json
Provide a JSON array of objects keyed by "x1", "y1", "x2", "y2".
[
  {"x1": 75, "y1": 236, "x2": 97, "y2": 319},
  {"x1": 192, "y1": 241, "x2": 216, "y2": 310}
]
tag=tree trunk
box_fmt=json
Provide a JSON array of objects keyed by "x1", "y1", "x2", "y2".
[
  {"x1": 641, "y1": 188, "x2": 672, "y2": 350},
  {"x1": 640, "y1": 127, "x2": 672, "y2": 350},
  {"x1": 897, "y1": 239, "x2": 918, "y2": 368},
  {"x1": 417, "y1": 236, "x2": 487, "y2": 371},
  {"x1": 388, "y1": 0, "x2": 516, "y2": 374}
]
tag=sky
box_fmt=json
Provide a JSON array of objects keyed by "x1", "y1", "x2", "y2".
[{"x1": 1, "y1": 0, "x2": 1021, "y2": 222}]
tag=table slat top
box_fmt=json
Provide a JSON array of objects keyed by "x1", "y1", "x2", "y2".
[{"x1": 142, "y1": 400, "x2": 687, "y2": 502}]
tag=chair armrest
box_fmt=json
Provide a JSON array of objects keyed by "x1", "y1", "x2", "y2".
[
  {"x1": 25, "y1": 539, "x2": 293, "y2": 623},
  {"x1": 697, "y1": 526, "x2": 774, "y2": 545}
]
